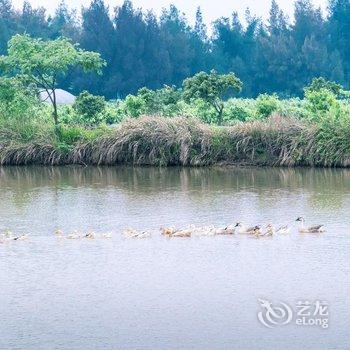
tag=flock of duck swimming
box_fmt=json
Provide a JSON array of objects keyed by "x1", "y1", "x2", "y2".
[
  {"x1": 156, "y1": 216, "x2": 325, "y2": 238},
  {"x1": 0, "y1": 217, "x2": 325, "y2": 243}
]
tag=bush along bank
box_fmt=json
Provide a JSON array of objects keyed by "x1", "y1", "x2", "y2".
[{"x1": 1, "y1": 116, "x2": 350, "y2": 167}]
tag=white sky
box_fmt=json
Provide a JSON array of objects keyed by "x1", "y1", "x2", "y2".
[{"x1": 12, "y1": 0, "x2": 328, "y2": 24}]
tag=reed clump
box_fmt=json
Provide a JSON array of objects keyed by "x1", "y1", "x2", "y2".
[{"x1": 1, "y1": 115, "x2": 350, "y2": 167}]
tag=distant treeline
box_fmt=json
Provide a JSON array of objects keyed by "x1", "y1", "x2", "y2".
[{"x1": 0, "y1": 0, "x2": 348, "y2": 98}]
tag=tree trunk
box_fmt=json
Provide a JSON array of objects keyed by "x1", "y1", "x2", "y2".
[
  {"x1": 217, "y1": 105, "x2": 224, "y2": 126},
  {"x1": 52, "y1": 89, "x2": 58, "y2": 125}
]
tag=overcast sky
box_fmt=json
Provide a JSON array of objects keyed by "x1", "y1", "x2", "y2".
[{"x1": 12, "y1": 0, "x2": 328, "y2": 24}]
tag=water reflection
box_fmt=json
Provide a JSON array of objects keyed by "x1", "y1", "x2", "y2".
[
  {"x1": 1, "y1": 166, "x2": 350, "y2": 211},
  {"x1": 1, "y1": 165, "x2": 350, "y2": 192},
  {"x1": 0, "y1": 165, "x2": 349, "y2": 236}
]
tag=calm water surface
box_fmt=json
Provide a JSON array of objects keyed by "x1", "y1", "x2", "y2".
[{"x1": 0, "y1": 166, "x2": 349, "y2": 350}]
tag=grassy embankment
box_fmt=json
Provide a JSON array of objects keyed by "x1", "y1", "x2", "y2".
[{"x1": 1, "y1": 115, "x2": 350, "y2": 167}]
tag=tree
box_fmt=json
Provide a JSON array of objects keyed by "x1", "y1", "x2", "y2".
[
  {"x1": 160, "y1": 5, "x2": 194, "y2": 86},
  {"x1": 48, "y1": 1, "x2": 79, "y2": 41},
  {"x1": 77, "y1": 0, "x2": 115, "y2": 96},
  {"x1": 0, "y1": 34, "x2": 106, "y2": 125},
  {"x1": 328, "y1": 0, "x2": 350, "y2": 82},
  {"x1": 112, "y1": 0, "x2": 148, "y2": 96},
  {"x1": 73, "y1": 90, "x2": 106, "y2": 125},
  {"x1": 183, "y1": 70, "x2": 243, "y2": 125},
  {"x1": 292, "y1": 0, "x2": 324, "y2": 47},
  {"x1": 268, "y1": 0, "x2": 288, "y2": 36},
  {"x1": 190, "y1": 7, "x2": 208, "y2": 73},
  {"x1": 304, "y1": 77, "x2": 345, "y2": 98},
  {"x1": 0, "y1": 0, "x2": 18, "y2": 54},
  {"x1": 19, "y1": 1, "x2": 49, "y2": 38}
]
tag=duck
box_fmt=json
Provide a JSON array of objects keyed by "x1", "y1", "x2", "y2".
[
  {"x1": 264, "y1": 224, "x2": 276, "y2": 237},
  {"x1": 296, "y1": 217, "x2": 326, "y2": 233},
  {"x1": 123, "y1": 228, "x2": 140, "y2": 238},
  {"x1": 123, "y1": 229, "x2": 151, "y2": 239},
  {"x1": 160, "y1": 227, "x2": 178, "y2": 237},
  {"x1": 234, "y1": 223, "x2": 260, "y2": 235},
  {"x1": 171, "y1": 229, "x2": 192, "y2": 238},
  {"x1": 12, "y1": 234, "x2": 30, "y2": 241},
  {"x1": 135, "y1": 231, "x2": 152, "y2": 239},
  {"x1": 84, "y1": 232, "x2": 95, "y2": 239},
  {"x1": 101, "y1": 232, "x2": 112, "y2": 239},
  {"x1": 160, "y1": 226, "x2": 192, "y2": 238},
  {"x1": 276, "y1": 225, "x2": 291, "y2": 234},
  {"x1": 189, "y1": 225, "x2": 217, "y2": 237},
  {"x1": 67, "y1": 230, "x2": 81, "y2": 239},
  {"x1": 215, "y1": 225, "x2": 235, "y2": 235},
  {"x1": 253, "y1": 226, "x2": 264, "y2": 238}
]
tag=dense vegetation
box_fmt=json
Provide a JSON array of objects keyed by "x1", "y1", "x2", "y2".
[
  {"x1": 1, "y1": 58, "x2": 350, "y2": 167},
  {"x1": 1, "y1": 1, "x2": 350, "y2": 168},
  {"x1": 0, "y1": 0, "x2": 350, "y2": 98}
]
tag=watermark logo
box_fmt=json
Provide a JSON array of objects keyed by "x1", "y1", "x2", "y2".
[
  {"x1": 257, "y1": 299, "x2": 329, "y2": 329},
  {"x1": 257, "y1": 299, "x2": 293, "y2": 328}
]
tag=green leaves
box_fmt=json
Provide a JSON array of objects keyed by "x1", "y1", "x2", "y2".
[
  {"x1": 182, "y1": 70, "x2": 242, "y2": 124},
  {"x1": 73, "y1": 90, "x2": 106, "y2": 125},
  {"x1": 183, "y1": 70, "x2": 242, "y2": 103},
  {"x1": 0, "y1": 34, "x2": 106, "y2": 125},
  {"x1": 0, "y1": 34, "x2": 106, "y2": 80}
]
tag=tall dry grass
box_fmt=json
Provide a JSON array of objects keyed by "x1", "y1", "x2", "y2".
[{"x1": 0, "y1": 115, "x2": 349, "y2": 167}]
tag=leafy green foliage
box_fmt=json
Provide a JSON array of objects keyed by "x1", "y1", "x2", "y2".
[
  {"x1": 0, "y1": 34, "x2": 106, "y2": 124},
  {"x1": 305, "y1": 88, "x2": 339, "y2": 115},
  {"x1": 0, "y1": 76, "x2": 39, "y2": 119},
  {"x1": 183, "y1": 70, "x2": 243, "y2": 124},
  {"x1": 57, "y1": 124, "x2": 110, "y2": 145},
  {"x1": 304, "y1": 77, "x2": 346, "y2": 98},
  {"x1": 256, "y1": 94, "x2": 280, "y2": 119},
  {"x1": 73, "y1": 90, "x2": 106, "y2": 125},
  {"x1": 122, "y1": 86, "x2": 183, "y2": 118}
]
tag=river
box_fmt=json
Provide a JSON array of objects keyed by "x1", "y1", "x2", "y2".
[{"x1": 0, "y1": 166, "x2": 349, "y2": 349}]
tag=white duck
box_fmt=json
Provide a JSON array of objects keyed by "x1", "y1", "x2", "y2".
[
  {"x1": 171, "y1": 229, "x2": 192, "y2": 238},
  {"x1": 276, "y1": 225, "x2": 291, "y2": 234},
  {"x1": 263, "y1": 224, "x2": 275, "y2": 237},
  {"x1": 234, "y1": 223, "x2": 259, "y2": 235},
  {"x1": 296, "y1": 217, "x2": 326, "y2": 233},
  {"x1": 215, "y1": 225, "x2": 236, "y2": 235},
  {"x1": 67, "y1": 230, "x2": 81, "y2": 240},
  {"x1": 124, "y1": 229, "x2": 151, "y2": 239},
  {"x1": 101, "y1": 232, "x2": 112, "y2": 239}
]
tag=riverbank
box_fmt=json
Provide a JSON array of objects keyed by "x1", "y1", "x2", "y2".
[{"x1": 1, "y1": 116, "x2": 350, "y2": 167}]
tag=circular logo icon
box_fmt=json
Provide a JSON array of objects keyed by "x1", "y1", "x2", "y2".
[{"x1": 258, "y1": 298, "x2": 293, "y2": 328}]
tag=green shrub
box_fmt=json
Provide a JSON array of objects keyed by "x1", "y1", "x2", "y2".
[
  {"x1": 276, "y1": 98, "x2": 310, "y2": 119},
  {"x1": 305, "y1": 88, "x2": 339, "y2": 116},
  {"x1": 123, "y1": 94, "x2": 146, "y2": 118},
  {"x1": 57, "y1": 124, "x2": 111, "y2": 145},
  {"x1": 103, "y1": 101, "x2": 125, "y2": 124},
  {"x1": 0, "y1": 77, "x2": 39, "y2": 120},
  {"x1": 73, "y1": 90, "x2": 106, "y2": 125},
  {"x1": 224, "y1": 98, "x2": 256, "y2": 122},
  {"x1": 122, "y1": 86, "x2": 183, "y2": 118},
  {"x1": 182, "y1": 98, "x2": 218, "y2": 124},
  {"x1": 256, "y1": 94, "x2": 280, "y2": 118},
  {"x1": 59, "y1": 105, "x2": 79, "y2": 125},
  {"x1": 304, "y1": 77, "x2": 345, "y2": 99}
]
